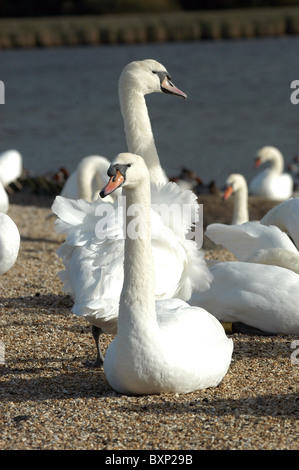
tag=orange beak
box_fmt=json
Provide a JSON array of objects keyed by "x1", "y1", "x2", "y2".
[
  {"x1": 100, "y1": 170, "x2": 124, "y2": 198},
  {"x1": 255, "y1": 157, "x2": 262, "y2": 168},
  {"x1": 223, "y1": 185, "x2": 233, "y2": 201}
]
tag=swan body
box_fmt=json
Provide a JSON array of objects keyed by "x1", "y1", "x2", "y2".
[
  {"x1": 191, "y1": 261, "x2": 299, "y2": 335},
  {"x1": 0, "y1": 150, "x2": 23, "y2": 187},
  {"x1": 206, "y1": 186, "x2": 299, "y2": 273},
  {"x1": 53, "y1": 59, "x2": 210, "y2": 366},
  {"x1": 0, "y1": 213, "x2": 20, "y2": 275},
  {"x1": 101, "y1": 153, "x2": 233, "y2": 395},
  {"x1": 223, "y1": 173, "x2": 249, "y2": 224},
  {"x1": 206, "y1": 221, "x2": 298, "y2": 263},
  {"x1": 249, "y1": 146, "x2": 293, "y2": 200},
  {"x1": 260, "y1": 197, "x2": 299, "y2": 249}
]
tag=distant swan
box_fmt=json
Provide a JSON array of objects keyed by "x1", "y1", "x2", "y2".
[
  {"x1": 52, "y1": 60, "x2": 211, "y2": 366},
  {"x1": 249, "y1": 146, "x2": 293, "y2": 200},
  {"x1": 60, "y1": 155, "x2": 118, "y2": 204},
  {"x1": 0, "y1": 150, "x2": 23, "y2": 188},
  {"x1": 222, "y1": 173, "x2": 249, "y2": 225},
  {"x1": 101, "y1": 153, "x2": 233, "y2": 395},
  {"x1": 0, "y1": 213, "x2": 20, "y2": 275}
]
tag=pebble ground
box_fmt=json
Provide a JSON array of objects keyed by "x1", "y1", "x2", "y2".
[{"x1": 1, "y1": 193, "x2": 298, "y2": 450}]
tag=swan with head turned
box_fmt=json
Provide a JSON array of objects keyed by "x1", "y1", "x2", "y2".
[
  {"x1": 52, "y1": 59, "x2": 211, "y2": 366},
  {"x1": 100, "y1": 153, "x2": 233, "y2": 395},
  {"x1": 249, "y1": 146, "x2": 293, "y2": 200}
]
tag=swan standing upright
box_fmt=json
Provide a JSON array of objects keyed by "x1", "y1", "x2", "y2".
[
  {"x1": 52, "y1": 60, "x2": 211, "y2": 366},
  {"x1": 249, "y1": 146, "x2": 293, "y2": 200},
  {"x1": 100, "y1": 153, "x2": 233, "y2": 395}
]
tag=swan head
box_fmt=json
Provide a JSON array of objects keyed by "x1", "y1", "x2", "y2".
[
  {"x1": 119, "y1": 59, "x2": 187, "y2": 99},
  {"x1": 100, "y1": 153, "x2": 149, "y2": 197},
  {"x1": 255, "y1": 146, "x2": 283, "y2": 167},
  {"x1": 223, "y1": 173, "x2": 247, "y2": 200}
]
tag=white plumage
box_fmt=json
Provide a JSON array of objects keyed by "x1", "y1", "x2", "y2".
[
  {"x1": 101, "y1": 153, "x2": 233, "y2": 395},
  {"x1": 0, "y1": 150, "x2": 23, "y2": 187},
  {"x1": 52, "y1": 59, "x2": 211, "y2": 365},
  {"x1": 191, "y1": 261, "x2": 299, "y2": 335},
  {"x1": 249, "y1": 146, "x2": 293, "y2": 200},
  {"x1": 0, "y1": 213, "x2": 20, "y2": 275}
]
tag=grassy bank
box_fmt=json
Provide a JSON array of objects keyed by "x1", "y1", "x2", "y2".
[{"x1": 1, "y1": 8, "x2": 299, "y2": 48}]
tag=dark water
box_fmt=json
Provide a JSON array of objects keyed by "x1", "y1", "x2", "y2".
[{"x1": 1, "y1": 37, "x2": 299, "y2": 186}]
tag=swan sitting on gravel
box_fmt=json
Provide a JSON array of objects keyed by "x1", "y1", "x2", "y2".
[{"x1": 101, "y1": 153, "x2": 233, "y2": 395}]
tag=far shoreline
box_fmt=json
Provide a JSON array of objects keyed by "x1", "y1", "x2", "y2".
[{"x1": 1, "y1": 8, "x2": 299, "y2": 49}]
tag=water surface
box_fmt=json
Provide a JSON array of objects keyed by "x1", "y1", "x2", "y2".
[{"x1": 1, "y1": 37, "x2": 299, "y2": 186}]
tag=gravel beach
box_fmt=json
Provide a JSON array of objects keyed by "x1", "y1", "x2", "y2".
[{"x1": 1, "y1": 190, "x2": 298, "y2": 451}]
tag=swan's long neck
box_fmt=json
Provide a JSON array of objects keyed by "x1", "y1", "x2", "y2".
[
  {"x1": 118, "y1": 180, "x2": 156, "y2": 332},
  {"x1": 119, "y1": 87, "x2": 166, "y2": 184},
  {"x1": 268, "y1": 150, "x2": 284, "y2": 175},
  {"x1": 232, "y1": 186, "x2": 249, "y2": 224}
]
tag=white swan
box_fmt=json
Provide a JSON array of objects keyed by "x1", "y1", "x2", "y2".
[
  {"x1": 100, "y1": 153, "x2": 233, "y2": 395},
  {"x1": 222, "y1": 173, "x2": 249, "y2": 225},
  {"x1": 60, "y1": 155, "x2": 118, "y2": 204},
  {"x1": 249, "y1": 146, "x2": 293, "y2": 200},
  {"x1": 0, "y1": 213, "x2": 20, "y2": 275},
  {"x1": 190, "y1": 260, "x2": 299, "y2": 335},
  {"x1": 0, "y1": 150, "x2": 23, "y2": 187},
  {"x1": 260, "y1": 197, "x2": 299, "y2": 249},
  {"x1": 206, "y1": 220, "x2": 299, "y2": 272},
  {"x1": 52, "y1": 59, "x2": 211, "y2": 366}
]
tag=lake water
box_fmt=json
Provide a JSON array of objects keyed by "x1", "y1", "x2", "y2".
[{"x1": 1, "y1": 37, "x2": 299, "y2": 186}]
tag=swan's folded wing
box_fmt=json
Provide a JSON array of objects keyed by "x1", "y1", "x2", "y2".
[
  {"x1": 190, "y1": 261, "x2": 299, "y2": 334},
  {"x1": 206, "y1": 221, "x2": 297, "y2": 261}
]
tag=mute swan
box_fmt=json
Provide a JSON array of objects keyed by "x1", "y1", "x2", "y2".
[
  {"x1": 100, "y1": 153, "x2": 233, "y2": 395},
  {"x1": 0, "y1": 213, "x2": 20, "y2": 275},
  {"x1": 52, "y1": 59, "x2": 210, "y2": 366},
  {"x1": 260, "y1": 197, "x2": 299, "y2": 249},
  {"x1": 0, "y1": 150, "x2": 23, "y2": 187},
  {"x1": 206, "y1": 221, "x2": 299, "y2": 273},
  {"x1": 222, "y1": 173, "x2": 249, "y2": 225},
  {"x1": 60, "y1": 155, "x2": 118, "y2": 204},
  {"x1": 249, "y1": 146, "x2": 293, "y2": 200},
  {"x1": 190, "y1": 261, "x2": 299, "y2": 335}
]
